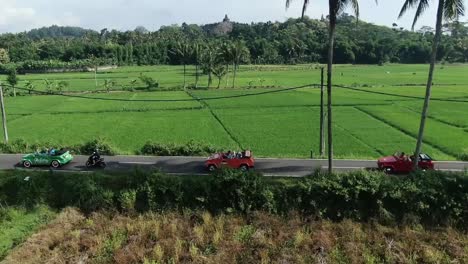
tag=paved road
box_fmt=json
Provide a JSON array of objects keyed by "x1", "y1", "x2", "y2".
[{"x1": 3, "y1": 154, "x2": 467, "y2": 177}]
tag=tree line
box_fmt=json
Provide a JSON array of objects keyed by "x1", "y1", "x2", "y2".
[{"x1": 0, "y1": 15, "x2": 467, "y2": 69}]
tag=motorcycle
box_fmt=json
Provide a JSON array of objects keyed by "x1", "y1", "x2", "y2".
[{"x1": 86, "y1": 152, "x2": 106, "y2": 168}]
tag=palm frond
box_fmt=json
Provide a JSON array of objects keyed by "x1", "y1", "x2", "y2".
[
  {"x1": 444, "y1": 0, "x2": 465, "y2": 20},
  {"x1": 411, "y1": 0, "x2": 429, "y2": 30},
  {"x1": 398, "y1": 0, "x2": 420, "y2": 19},
  {"x1": 285, "y1": 0, "x2": 310, "y2": 19},
  {"x1": 349, "y1": 0, "x2": 360, "y2": 19}
]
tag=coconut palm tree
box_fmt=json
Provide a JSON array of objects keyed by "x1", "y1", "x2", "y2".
[
  {"x1": 171, "y1": 40, "x2": 193, "y2": 89},
  {"x1": 399, "y1": 0, "x2": 464, "y2": 168},
  {"x1": 212, "y1": 65, "x2": 228, "y2": 89},
  {"x1": 231, "y1": 41, "x2": 250, "y2": 88},
  {"x1": 192, "y1": 42, "x2": 204, "y2": 88},
  {"x1": 286, "y1": 0, "x2": 375, "y2": 173},
  {"x1": 220, "y1": 42, "x2": 234, "y2": 88},
  {"x1": 201, "y1": 45, "x2": 218, "y2": 88}
]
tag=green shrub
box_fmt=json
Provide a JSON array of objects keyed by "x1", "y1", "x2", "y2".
[
  {"x1": 140, "y1": 140, "x2": 221, "y2": 156},
  {"x1": 458, "y1": 149, "x2": 468, "y2": 161},
  {"x1": 118, "y1": 190, "x2": 136, "y2": 213},
  {"x1": 234, "y1": 225, "x2": 256, "y2": 244},
  {"x1": 0, "y1": 138, "x2": 117, "y2": 155},
  {"x1": 75, "y1": 138, "x2": 117, "y2": 155},
  {"x1": 138, "y1": 74, "x2": 159, "y2": 90}
]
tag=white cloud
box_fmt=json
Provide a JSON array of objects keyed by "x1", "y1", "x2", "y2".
[
  {"x1": 0, "y1": 0, "x2": 466, "y2": 33},
  {"x1": 0, "y1": 0, "x2": 81, "y2": 33}
]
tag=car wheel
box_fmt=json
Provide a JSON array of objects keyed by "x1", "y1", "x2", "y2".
[
  {"x1": 51, "y1": 160, "x2": 60, "y2": 168},
  {"x1": 208, "y1": 165, "x2": 217, "y2": 172},
  {"x1": 383, "y1": 167, "x2": 393, "y2": 174},
  {"x1": 240, "y1": 164, "x2": 249, "y2": 172},
  {"x1": 23, "y1": 161, "x2": 32, "y2": 168}
]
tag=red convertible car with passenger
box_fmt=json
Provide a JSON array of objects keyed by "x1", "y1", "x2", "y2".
[
  {"x1": 205, "y1": 150, "x2": 255, "y2": 172},
  {"x1": 377, "y1": 152, "x2": 434, "y2": 174}
]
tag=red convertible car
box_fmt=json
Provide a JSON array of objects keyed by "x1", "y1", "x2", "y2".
[
  {"x1": 205, "y1": 150, "x2": 255, "y2": 172},
  {"x1": 377, "y1": 152, "x2": 434, "y2": 174}
]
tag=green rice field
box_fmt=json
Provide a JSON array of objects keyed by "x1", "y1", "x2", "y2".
[{"x1": 0, "y1": 64, "x2": 467, "y2": 160}]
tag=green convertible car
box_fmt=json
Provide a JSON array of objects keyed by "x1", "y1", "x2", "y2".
[{"x1": 21, "y1": 149, "x2": 74, "y2": 168}]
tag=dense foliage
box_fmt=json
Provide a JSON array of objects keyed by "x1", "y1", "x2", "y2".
[
  {"x1": 0, "y1": 169, "x2": 466, "y2": 229},
  {"x1": 0, "y1": 16, "x2": 467, "y2": 70}
]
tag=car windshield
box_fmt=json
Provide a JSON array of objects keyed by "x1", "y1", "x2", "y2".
[{"x1": 419, "y1": 153, "x2": 432, "y2": 160}]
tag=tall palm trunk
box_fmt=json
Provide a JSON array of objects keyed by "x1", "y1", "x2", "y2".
[
  {"x1": 208, "y1": 72, "x2": 212, "y2": 88},
  {"x1": 319, "y1": 67, "x2": 325, "y2": 157},
  {"x1": 195, "y1": 64, "x2": 199, "y2": 89},
  {"x1": 327, "y1": 4, "x2": 337, "y2": 174},
  {"x1": 413, "y1": 0, "x2": 444, "y2": 168},
  {"x1": 232, "y1": 63, "x2": 237, "y2": 88},
  {"x1": 183, "y1": 63, "x2": 186, "y2": 89},
  {"x1": 225, "y1": 65, "x2": 230, "y2": 88}
]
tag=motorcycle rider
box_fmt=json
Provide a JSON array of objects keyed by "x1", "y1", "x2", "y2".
[{"x1": 90, "y1": 148, "x2": 101, "y2": 165}]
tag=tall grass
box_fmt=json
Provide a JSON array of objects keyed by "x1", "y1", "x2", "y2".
[{"x1": 3, "y1": 209, "x2": 467, "y2": 264}]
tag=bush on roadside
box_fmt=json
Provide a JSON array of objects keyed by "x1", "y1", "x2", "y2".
[
  {"x1": 0, "y1": 138, "x2": 117, "y2": 156},
  {"x1": 458, "y1": 149, "x2": 468, "y2": 161},
  {"x1": 75, "y1": 138, "x2": 117, "y2": 156},
  {"x1": 0, "y1": 169, "x2": 466, "y2": 228},
  {"x1": 140, "y1": 140, "x2": 221, "y2": 156}
]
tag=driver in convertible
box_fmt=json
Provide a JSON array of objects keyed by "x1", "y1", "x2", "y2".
[{"x1": 49, "y1": 148, "x2": 57, "y2": 156}]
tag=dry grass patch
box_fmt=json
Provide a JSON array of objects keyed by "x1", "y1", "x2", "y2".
[{"x1": 3, "y1": 210, "x2": 467, "y2": 264}]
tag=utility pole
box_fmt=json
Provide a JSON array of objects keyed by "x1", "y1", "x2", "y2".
[
  {"x1": 319, "y1": 67, "x2": 325, "y2": 157},
  {"x1": 0, "y1": 84, "x2": 8, "y2": 144}
]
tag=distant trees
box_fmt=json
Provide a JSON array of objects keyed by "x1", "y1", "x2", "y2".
[{"x1": 1, "y1": 20, "x2": 467, "y2": 70}]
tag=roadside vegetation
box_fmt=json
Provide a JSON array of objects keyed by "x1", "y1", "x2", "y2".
[
  {"x1": 1, "y1": 169, "x2": 466, "y2": 228},
  {"x1": 0, "y1": 205, "x2": 56, "y2": 260},
  {"x1": 0, "y1": 169, "x2": 467, "y2": 263},
  {"x1": 2, "y1": 208, "x2": 467, "y2": 264}
]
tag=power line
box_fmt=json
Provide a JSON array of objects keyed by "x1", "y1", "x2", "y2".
[
  {"x1": 8, "y1": 84, "x2": 317, "y2": 102},
  {"x1": 334, "y1": 84, "x2": 468, "y2": 103},
  {"x1": 4, "y1": 84, "x2": 468, "y2": 103}
]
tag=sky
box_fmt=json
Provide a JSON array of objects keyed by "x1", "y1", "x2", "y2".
[{"x1": 0, "y1": 0, "x2": 466, "y2": 33}]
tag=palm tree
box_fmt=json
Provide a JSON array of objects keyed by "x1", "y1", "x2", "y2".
[
  {"x1": 171, "y1": 40, "x2": 193, "y2": 89},
  {"x1": 220, "y1": 42, "x2": 234, "y2": 88},
  {"x1": 286, "y1": 0, "x2": 373, "y2": 173},
  {"x1": 230, "y1": 41, "x2": 250, "y2": 88},
  {"x1": 192, "y1": 42, "x2": 203, "y2": 88},
  {"x1": 211, "y1": 65, "x2": 228, "y2": 89},
  {"x1": 399, "y1": 0, "x2": 464, "y2": 168},
  {"x1": 201, "y1": 45, "x2": 218, "y2": 88}
]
